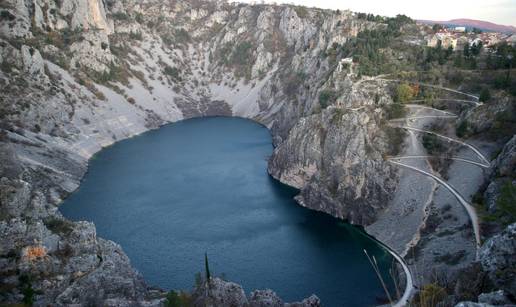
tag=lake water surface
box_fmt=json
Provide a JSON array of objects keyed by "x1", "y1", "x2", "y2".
[{"x1": 60, "y1": 117, "x2": 395, "y2": 306}]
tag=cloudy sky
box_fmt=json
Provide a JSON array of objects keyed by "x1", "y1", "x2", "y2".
[{"x1": 234, "y1": 0, "x2": 516, "y2": 26}]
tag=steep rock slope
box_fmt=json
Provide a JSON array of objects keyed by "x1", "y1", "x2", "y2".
[
  {"x1": 0, "y1": 0, "x2": 401, "y2": 304},
  {"x1": 3, "y1": 0, "x2": 514, "y2": 306}
]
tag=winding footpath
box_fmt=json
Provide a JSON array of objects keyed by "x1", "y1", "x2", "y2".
[
  {"x1": 385, "y1": 97, "x2": 486, "y2": 305},
  {"x1": 390, "y1": 155, "x2": 490, "y2": 169},
  {"x1": 388, "y1": 159, "x2": 482, "y2": 248},
  {"x1": 362, "y1": 77, "x2": 487, "y2": 306},
  {"x1": 376, "y1": 241, "x2": 414, "y2": 307},
  {"x1": 389, "y1": 115, "x2": 457, "y2": 121},
  {"x1": 398, "y1": 126, "x2": 491, "y2": 166},
  {"x1": 387, "y1": 102, "x2": 488, "y2": 251},
  {"x1": 375, "y1": 78, "x2": 480, "y2": 102},
  {"x1": 407, "y1": 98, "x2": 480, "y2": 106},
  {"x1": 404, "y1": 104, "x2": 457, "y2": 116}
]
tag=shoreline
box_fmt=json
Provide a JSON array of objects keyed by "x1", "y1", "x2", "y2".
[{"x1": 54, "y1": 114, "x2": 413, "y2": 305}]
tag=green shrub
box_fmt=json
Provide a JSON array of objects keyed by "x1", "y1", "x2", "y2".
[
  {"x1": 44, "y1": 217, "x2": 74, "y2": 236},
  {"x1": 174, "y1": 28, "x2": 190, "y2": 44},
  {"x1": 216, "y1": 43, "x2": 233, "y2": 65},
  {"x1": 1, "y1": 10, "x2": 16, "y2": 21},
  {"x1": 1, "y1": 60, "x2": 14, "y2": 73},
  {"x1": 395, "y1": 83, "x2": 415, "y2": 103},
  {"x1": 19, "y1": 274, "x2": 35, "y2": 306},
  {"x1": 90, "y1": 63, "x2": 130, "y2": 85},
  {"x1": 161, "y1": 29, "x2": 190, "y2": 46},
  {"x1": 385, "y1": 126, "x2": 406, "y2": 155},
  {"x1": 318, "y1": 90, "x2": 337, "y2": 109},
  {"x1": 422, "y1": 133, "x2": 444, "y2": 155},
  {"x1": 492, "y1": 181, "x2": 516, "y2": 225},
  {"x1": 231, "y1": 41, "x2": 253, "y2": 66},
  {"x1": 456, "y1": 120, "x2": 469, "y2": 138},
  {"x1": 112, "y1": 12, "x2": 129, "y2": 20},
  {"x1": 165, "y1": 291, "x2": 181, "y2": 307},
  {"x1": 135, "y1": 12, "x2": 144, "y2": 24},
  {"x1": 164, "y1": 65, "x2": 181, "y2": 81},
  {"x1": 164, "y1": 290, "x2": 191, "y2": 307},
  {"x1": 129, "y1": 31, "x2": 142, "y2": 40},
  {"x1": 292, "y1": 6, "x2": 308, "y2": 18},
  {"x1": 479, "y1": 87, "x2": 491, "y2": 103},
  {"x1": 384, "y1": 103, "x2": 407, "y2": 119}
]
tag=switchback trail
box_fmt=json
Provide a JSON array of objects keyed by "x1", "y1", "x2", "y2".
[
  {"x1": 398, "y1": 126, "x2": 491, "y2": 166},
  {"x1": 390, "y1": 155, "x2": 490, "y2": 169},
  {"x1": 388, "y1": 159, "x2": 482, "y2": 249}
]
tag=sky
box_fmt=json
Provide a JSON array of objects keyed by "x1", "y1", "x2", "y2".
[{"x1": 234, "y1": 0, "x2": 516, "y2": 27}]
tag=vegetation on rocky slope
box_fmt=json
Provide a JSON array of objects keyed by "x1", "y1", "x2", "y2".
[{"x1": 0, "y1": 0, "x2": 515, "y2": 306}]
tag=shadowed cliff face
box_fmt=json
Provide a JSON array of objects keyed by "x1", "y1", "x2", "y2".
[{"x1": 0, "y1": 0, "x2": 422, "y2": 305}]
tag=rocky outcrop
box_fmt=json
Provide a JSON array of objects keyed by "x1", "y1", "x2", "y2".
[
  {"x1": 460, "y1": 94, "x2": 515, "y2": 137},
  {"x1": 479, "y1": 223, "x2": 516, "y2": 298},
  {"x1": 494, "y1": 135, "x2": 516, "y2": 178},
  {"x1": 193, "y1": 278, "x2": 321, "y2": 307},
  {"x1": 1, "y1": 0, "x2": 401, "y2": 304},
  {"x1": 268, "y1": 82, "x2": 398, "y2": 224}
]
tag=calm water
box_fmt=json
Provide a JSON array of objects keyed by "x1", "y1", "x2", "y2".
[{"x1": 60, "y1": 117, "x2": 395, "y2": 306}]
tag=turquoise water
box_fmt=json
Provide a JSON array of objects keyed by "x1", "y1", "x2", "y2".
[{"x1": 60, "y1": 117, "x2": 395, "y2": 306}]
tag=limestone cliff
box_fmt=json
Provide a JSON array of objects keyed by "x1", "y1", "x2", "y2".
[
  {"x1": 1, "y1": 0, "x2": 514, "y2": 305},
  {"x1": 0, "y1": 0, "x2": 395, "y2": 304}
]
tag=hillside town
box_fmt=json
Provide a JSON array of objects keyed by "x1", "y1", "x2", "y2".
[{"x1": 424, "y1": 24, "x2": 516, "y2": 51}]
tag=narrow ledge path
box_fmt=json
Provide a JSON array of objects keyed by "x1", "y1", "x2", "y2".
[
  {"x1": 390, "y1": 155, "x2": 490, "y2": 169},
  {"x1": 398, "y1": 126, "x2": 491, "y2": 166},
  {"x1": 376, "y1": 78, "x2": 481, "y2": 103},
  {"x1": 404, "y1": 104, "x2": 457, "y2": 114}
]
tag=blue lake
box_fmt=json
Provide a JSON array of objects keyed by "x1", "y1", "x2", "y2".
[{"x1": 60, "y1": 117, "x2": 395, "y2": 306}]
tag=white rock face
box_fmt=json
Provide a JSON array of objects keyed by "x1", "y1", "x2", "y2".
[
  {"x1": 70, "y1": 31, "x2": 114, "y2": 72},
  {"x1": 21, "y1": 45, "x2": 45, "y2": 76},
  {"x1": 61, "y1": 0, "x2": 113, "y2": 34},
  {"x1": 0, "y1": 0, "x2": 31, "y2": 38},
  {"x1": 279, "y1": 7, "x2": 316, "y2": 51}
]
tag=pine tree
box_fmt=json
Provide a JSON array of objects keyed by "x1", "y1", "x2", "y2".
[{"x1": 204, "y1": 252, "x2": 211, "y2": 281}]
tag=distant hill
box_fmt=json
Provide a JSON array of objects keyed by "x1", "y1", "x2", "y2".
[{"x1": 418, "y1": 18, "x2": 516, "y2": 34}]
